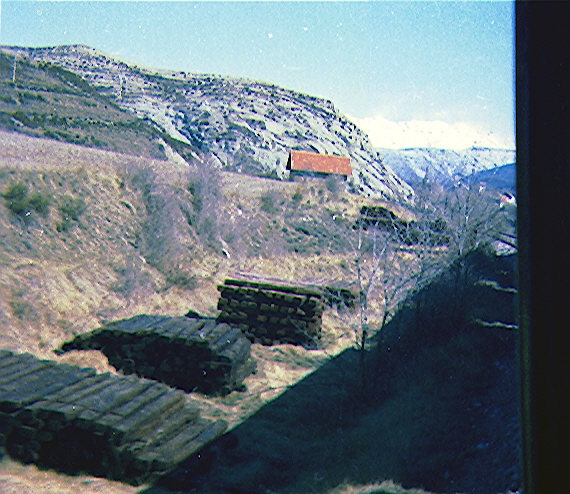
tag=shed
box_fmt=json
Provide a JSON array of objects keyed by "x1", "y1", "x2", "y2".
[{"x1": 286, "y1": 150, "x2": 352, "y2": 180}]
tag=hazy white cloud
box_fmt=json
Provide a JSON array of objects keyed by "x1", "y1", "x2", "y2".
[{"x1": 347, "y1": 114, "x2": 514, "y2": 150}]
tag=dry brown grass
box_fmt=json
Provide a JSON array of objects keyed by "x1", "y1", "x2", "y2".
[
  {"x1": 327, "y1": 480, "x2": 434, "y2": 494},
  {"x1": 0, "y1": 130, "x2": 434, "y2": 493},
  {"x1": 0, "y1": 459, "x2": 138, "y2": 494}
]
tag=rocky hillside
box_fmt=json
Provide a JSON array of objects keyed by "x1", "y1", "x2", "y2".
[
  {"x1": 1, "y1": 45, "x2": 413, "y2": 202},
  {"x1": 0, "y1": 50, "x2": 179, "y2": 160},
  {"x1": 378, "y1": 147, "x2": 515, "y2": 188}
]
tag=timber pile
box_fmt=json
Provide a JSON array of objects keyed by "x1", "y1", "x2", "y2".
[
  {"x1": 217, "y1": 278, "x2": 324, "y2": 346},
  {"x1": 58, "y1": 315, "x2": 256, "y2": 396},
  {"x1": 358, "y1": 205, "x2": 451, "y2": 246},
  {"x1": 321, "y1": 285, "x2": 358, "y2": 309},
  {"x1": 0, "y1": 349, "x2": 227, "y2": 484}
]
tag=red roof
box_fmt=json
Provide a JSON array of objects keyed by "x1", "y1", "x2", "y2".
[{"x1": 287, "y1": 150, "x2": 352, "y2": 176}]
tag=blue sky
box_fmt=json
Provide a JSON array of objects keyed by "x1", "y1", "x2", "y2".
[{"x1": 0, "y1": 1, "x2": 515, "y2": 149}]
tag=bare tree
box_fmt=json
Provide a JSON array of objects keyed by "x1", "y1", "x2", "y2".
[
  {"x1": 327, "y1": 169, "x2": 513, "y2": 360},
  {"x1": 186, "y1": 155, "x2": 224, "y2": 251},
  {"x1": 415, "y1": 175, "x2": 513, "y2": 259},
  {"x1": 347, "y1": 214, "x2": 444, "y2": 353}
]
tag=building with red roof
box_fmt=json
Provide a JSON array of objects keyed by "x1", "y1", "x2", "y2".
[{"x1": 286, "y1": 150, "x2": 352, "y2": 181}]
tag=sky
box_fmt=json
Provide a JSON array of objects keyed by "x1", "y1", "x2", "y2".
[{"x1": 0, "y1": 1, "x2": 515, "y2": 150}]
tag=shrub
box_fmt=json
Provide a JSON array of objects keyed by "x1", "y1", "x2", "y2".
[
  {"x1": 56, "y1": 220, "x2": 71, "y2": 232},
  {"x1": 260, "y1": 193, "x2": 280, "y2": 214},
  {"x1": 3, "y1": 182, "x2": 27, "y2": 201},
  {"x1": 2, "y1": 182, "x2": 50, "y2": 220},
  {"x1": 28, "y1": 192, "x2": 50, "y2": 216},
  {"x1": 59, "y1": 195, "x2": 86, "y2": 221},
  {"x1": 11, "y1": 110, "x2": 34, "y2": 127},
  {"x1": 164, "y1": 272, "x2": 198, "y2": 291},
  {"x1": 292, "y1": 190, "x2": 303, "y2": 202}
]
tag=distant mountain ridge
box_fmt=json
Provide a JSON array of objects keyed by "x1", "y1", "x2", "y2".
[
  {"x1": 2, "y1": 44, "x2": 414, "y2": 202},
  {"x1": 377, "y1": 147, "x2": 516, "y2": 189},
  {"x1": 469, "y1": 163, "x2": 516, "y2": 195}
]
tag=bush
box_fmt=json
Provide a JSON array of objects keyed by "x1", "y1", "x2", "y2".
[
  {"x1": 2, "y1": 182, "x2": 50, "y2": 220},
  {"x1": 292, "y1": 190, "x2": 303, "y2": 202},
  {"x1": 11, "y1": 110, "x2": 35, "y2": 127},
  {"x1": 56, "y1": 220, "x2": 69, "y2": 232},
  {"x1": 3, "y1": 182, "x2": 27, "y2": 201},
  {"x1": 164, "y1": 272, "x2": 198, "y2": 291},
  {"x1": 28, "y1": 192, "x2": 50, "y2": 215},
  {"x1": 260, "y1": 193, "x2": 279, "y2": 214},
  {"x1": 60, "y1": 196, "x2": 86, "y2": 221}
]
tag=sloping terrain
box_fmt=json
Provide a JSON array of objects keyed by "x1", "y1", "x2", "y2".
[
  {"x1": 143, "y1": 250, "x2": 520, "y2": 494},
  {"x1": 0, "y1": 51, "x2": 186, "y2": 160},
  {"x1": 1, "y1": 45, "x2": 413, "y2": 201},
  {"x1": 378, "y1": 147, "x2": 515, "y2": 188},
  {"x1": 0, "y1": 132, "x2": 520, "y2": 494},
  {"x1": 0, "y1": 44, "x2": 520, "y2": 494},
  {"x1": 470, "y1": 163, "x2": 516, "y2": 195},
  {"x1": 0, "y1": 129, "x2": 407, "y2": 492}
]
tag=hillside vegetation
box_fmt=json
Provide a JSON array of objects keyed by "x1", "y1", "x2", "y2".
[
  {"x1": 0, "y1": 127, "x2": 417, "y2": 401},
  {"x1": 1, "y1": 45, "x2": 413, "y2": 201},
  {"x1": 0, "y1": 51, "x2": 198, "y2": 161},
  {"x1": 0, "y1": 128, "x2": 443, "y2": 492},
  {"x1": 0, "y1": 129, "x2": 520, "y2": 494},
  {"x1": 0, "y1": 44, "x2": 518, "y2": 494}
]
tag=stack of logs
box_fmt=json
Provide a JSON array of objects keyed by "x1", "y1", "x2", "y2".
[
  {"x1": 0, "y1": 350, "x2": 227, "y2": 484},
  {"x1": 217, "y1": 278, "x2": 324, "y2": 346},
  {"x1": 58, "y1": 315, "x2": 256, "y2": 396}
]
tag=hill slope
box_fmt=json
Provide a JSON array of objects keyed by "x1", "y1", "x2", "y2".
[
  {"x1": 1, "y1": 45, "x2": 413, "y2": 201},
  {"x1": 469, "y1": 163, "x2": 516, "y2": 195},
  {"x1": 378, "y1": 147, "x2": 515, "y2": 188},
  {"x1": 0, "y1": 50, "x2": 185, "y2": 160}
]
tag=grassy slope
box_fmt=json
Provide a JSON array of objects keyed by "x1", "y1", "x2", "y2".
[
  {"x1": 0, "y1": 53, "x2": 479, "y2": 494},
  {"x1": 1, "y1": 129, "x2": 432, "y2": 493},
  {"x1": 0, "y1": 50, "x2": 195, "y2": 161},
  {"x1": 0, "y1": 134, "x2": 519, "y2": 494}
]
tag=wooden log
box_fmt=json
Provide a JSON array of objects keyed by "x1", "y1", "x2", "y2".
[
  {"x1": 0, "y1": 351, "x2": 231, "y2": 486},
  {"x1": 98, "y1": 384, "x2": 167, "y2": 427},
  {"x1": 223, "y1": 278, "x2": 322, "y2": 297},
  {"x1": 105, "y1": 314, "x2": 170, "y2": 333},
  {"x1": 58, "y1": 316, "x2": 254, "y2": 396},
  {"x1": 0, "y1": 360, "x2": 52, "y2": 387},
  {"x1": 112, "y1": 390, "x2": 185, "y2": 442},
  {"x1": 209, "y1": 329, "x2": 241, "y2": 356},
  {"x1": 143, "y1": 408, "x2": 199, "y2": 451},
  {"x1": 72, "y1": 378, "x2": 146, "y2": 415},
  {"x1": 0, "y1": 350, "x2": 22, "y2": 365},
  {"x1": 0, "y1": 365, "x2": 90, "y2": 407},
  {"x1": 239, "y1": 301, "x2": 258, "y2": 311},
  {"x1": 59, "y1": 372, "x2": 115, "y2": 402},
  {"x1": 150, "y1": 318, "x2": 189, "y2": 339},
  {"x1": 0, "y1": 354, "x2": 36, "y2": 374},
  {"x1": 143, "y1": 418, "x2": 226, "y2": 469}
]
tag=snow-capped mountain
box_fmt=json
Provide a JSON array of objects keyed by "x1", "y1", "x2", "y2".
[
  {"x1": 377, "y1": 147, "x2": 516, "y2": 188},
  {"x1": 2, "y1": 45, "x2": 414, "y2": 202}
]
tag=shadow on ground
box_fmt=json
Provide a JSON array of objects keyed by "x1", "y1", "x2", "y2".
[{"x1": 140, "y1": 250, "x2": 521, "y2": 494}]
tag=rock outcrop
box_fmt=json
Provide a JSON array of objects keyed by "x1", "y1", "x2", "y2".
[{"x1": 2, "y1": 45, "x2": 414, "y2": 201}]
